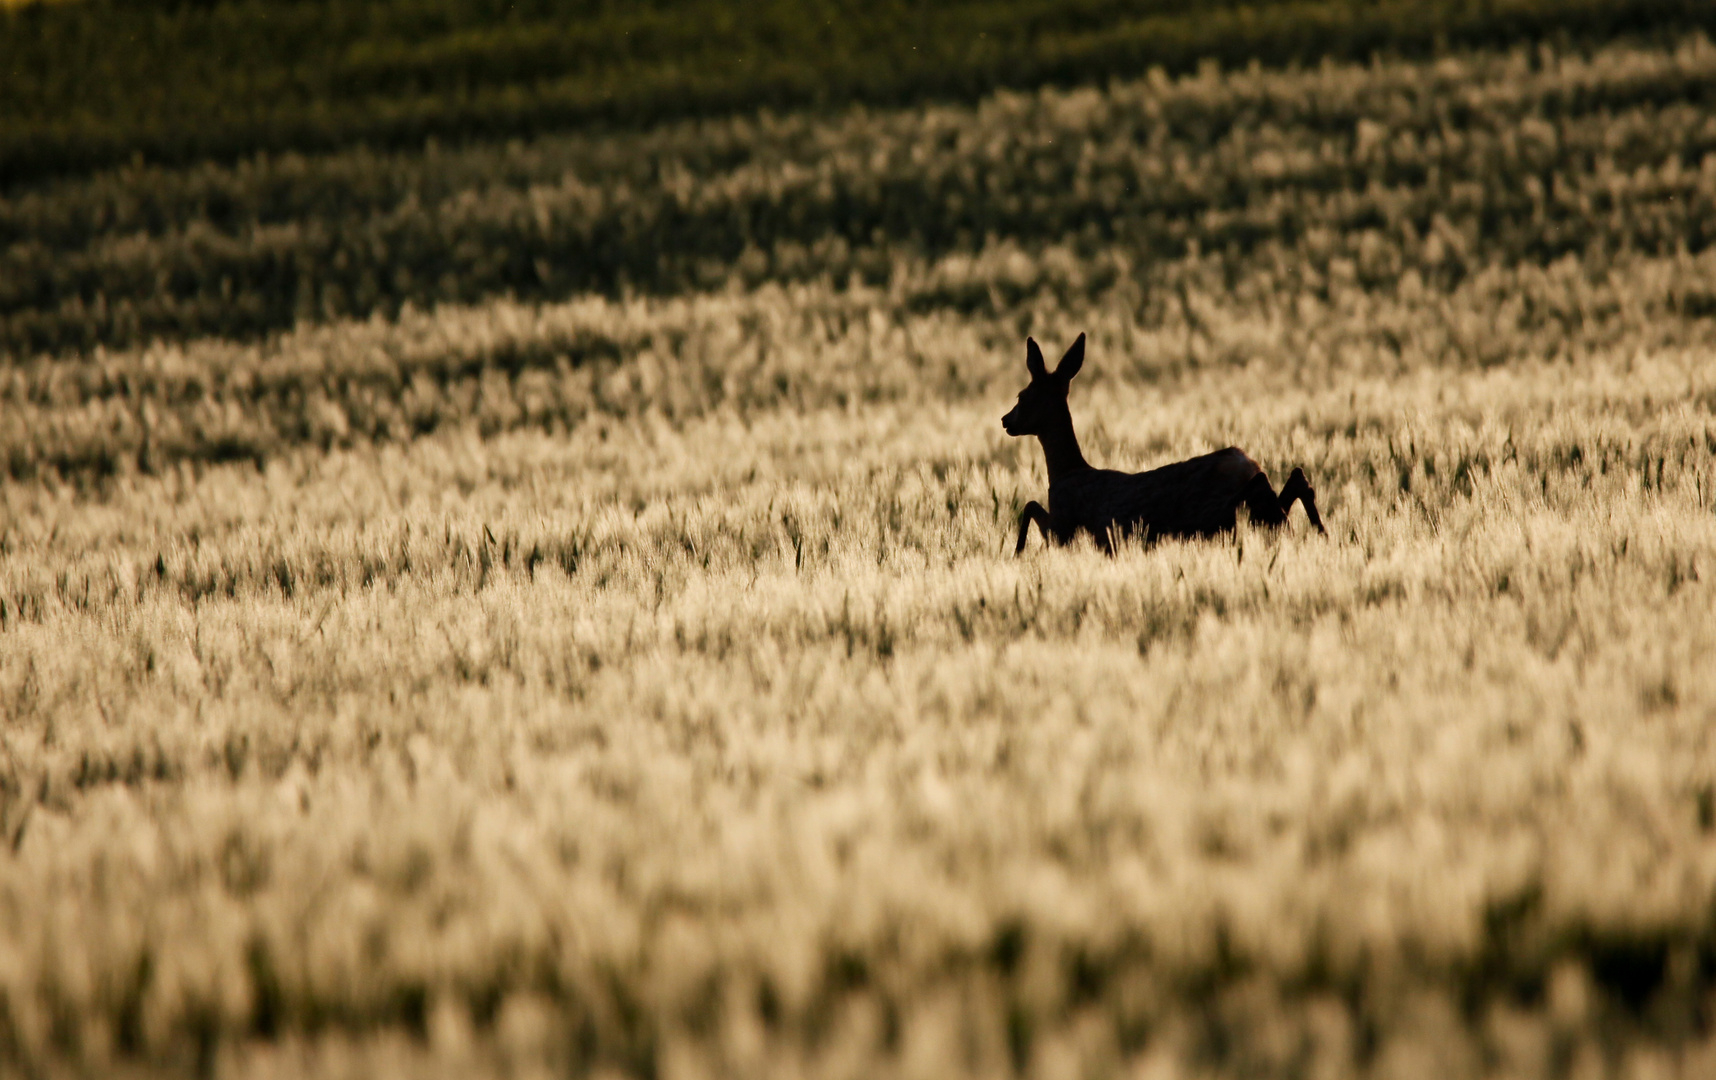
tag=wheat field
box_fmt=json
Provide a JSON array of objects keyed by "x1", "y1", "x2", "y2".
[{"x1": 4, "y1": 32, "x2": 1716, "y2": 1080}]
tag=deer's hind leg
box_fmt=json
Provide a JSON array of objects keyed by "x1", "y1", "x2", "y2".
[
  {"x1": 1279, "y1": 468, "x2": 1326, "y2": 534},
  {"x1": 1242, "y1": 468, "x2": 1326, "y2": 534},
  {"x1": 1015, "y1": 501, "x2": 1054, "y2": 554}
]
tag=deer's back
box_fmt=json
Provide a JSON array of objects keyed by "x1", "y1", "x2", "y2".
[{"x1": 1050, "y1": 447, "x2": 1262, "y2": 540}]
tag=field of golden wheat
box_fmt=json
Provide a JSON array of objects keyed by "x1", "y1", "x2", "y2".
[{"x1": 4, "y1": 32, "x2": 1716, "y2": 1080}]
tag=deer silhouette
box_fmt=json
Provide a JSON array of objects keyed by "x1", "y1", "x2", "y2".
[{"x1": 1002, "y1": 334, "x2": 1325, "y2": 554}]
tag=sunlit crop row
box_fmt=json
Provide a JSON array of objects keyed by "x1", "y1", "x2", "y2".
[
  {"x1": 7, "y1": 233, "x2": 1716, "y2": 487},
  {"x1": 4, "y1": 341, "x2": 1716, "y2": 1076}
]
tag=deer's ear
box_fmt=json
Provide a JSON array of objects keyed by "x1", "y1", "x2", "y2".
[
  {"x1": 1056, "y1": 333, "x2": 1085, "y2": 381},
  {"x1": 1025, "y1": 338, "x2": 1047, "y2": 380}
]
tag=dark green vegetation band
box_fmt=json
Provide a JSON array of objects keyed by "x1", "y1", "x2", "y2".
[
  {"x1": 7, "y1": 35, "x2": 1716, "y2": 363},
  {"x1": 1, "y1": 0, "x2": 1711, "y2": 188}
]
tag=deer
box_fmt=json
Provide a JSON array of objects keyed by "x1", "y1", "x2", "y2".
[{"x1": 1002, "y1": 333, "x2": 1325, "y2": 554}]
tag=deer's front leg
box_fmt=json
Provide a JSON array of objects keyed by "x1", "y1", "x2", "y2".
[{"x1": 1015, "y1": 501, "x2": 1053, "y2": 555}]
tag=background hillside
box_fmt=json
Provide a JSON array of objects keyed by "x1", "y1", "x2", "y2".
[{"x1": 3, "y1": 0, "x2": 1712, "y2": 187}]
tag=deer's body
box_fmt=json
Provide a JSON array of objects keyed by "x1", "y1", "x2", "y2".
[
  {"x1": 1004, "y1": 335, "x2": 1324, "y2": 553},
  {"x1": 1038, "y1": 447, "x2": 1267, "y2": 544}
]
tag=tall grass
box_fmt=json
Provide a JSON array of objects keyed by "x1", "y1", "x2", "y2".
[
  {"x1": 2, "y1": 28, "x2": 1716, "y2": 1080},
  {"x1": 4, "y1": 344, "x2": 1715, "y2": 1077}
]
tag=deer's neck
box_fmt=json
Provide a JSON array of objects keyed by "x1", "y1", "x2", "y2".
[{"x1": 1035, "y1": 409, "x2": 1090, "y2": 484}]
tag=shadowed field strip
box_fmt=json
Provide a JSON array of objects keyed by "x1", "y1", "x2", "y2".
[{"x1": 7, "y1": 33, "x2": 1716, "y2": 354}]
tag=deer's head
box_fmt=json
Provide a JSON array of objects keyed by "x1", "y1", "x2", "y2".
[{"x1": 1001, "y1": 334, "x2": 1085, "y2": 437}]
